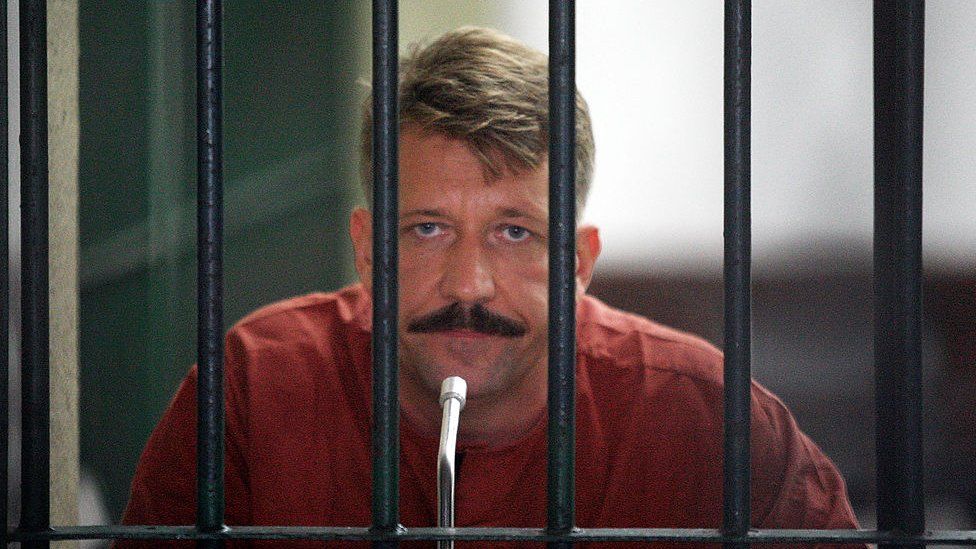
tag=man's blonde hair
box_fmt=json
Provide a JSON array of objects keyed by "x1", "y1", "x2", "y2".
[{"x1": 360, "y1": 26, "x2": 595, "y2": 214}]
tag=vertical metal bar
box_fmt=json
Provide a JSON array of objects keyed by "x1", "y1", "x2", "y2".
[
  {"x1": 723, "y1": 0, "x2": 751, "y2": 547},
  {"x1": 0, "y1": 0, "x2": 8, "y2": 542},
  {"x1": 370, "y1": 0, "x2": 399, "y2": 546},
  {"x1": 196, "y1": 0, "x2": 224, "y2": 544},
  {"x1": 547, "y1": 0, "x2": 576, "y2": 546},
  {"x1": 874, "y1": 2, "x2": 925, "y2": 548},
  {"x1": 19, "y1": 0, "x2": 48, "y2": 546}
]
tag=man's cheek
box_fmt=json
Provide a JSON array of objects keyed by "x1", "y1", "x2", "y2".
[
  {"x1": 499, "y1": 254, "x2": 547, "y2": 281},
  {"x1": 400, "y1": 247, "x2": 448, "y2": 273},
  {"x1": 398, "y1": 261, "x2": 435, "y2": 288}
]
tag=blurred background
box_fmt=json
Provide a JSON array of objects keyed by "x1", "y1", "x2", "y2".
[{"x1": 4, "y1": 0, "x2": 974, "y2": 539}]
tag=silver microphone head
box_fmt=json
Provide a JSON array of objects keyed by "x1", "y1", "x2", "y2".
[{"x1": 439, "y1": 376, "x2": 467, "y2": 410}]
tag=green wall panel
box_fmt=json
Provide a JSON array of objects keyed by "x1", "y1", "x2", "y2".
[{"x1": 79, "y1": 1, "x2": 361, "y2": 518}]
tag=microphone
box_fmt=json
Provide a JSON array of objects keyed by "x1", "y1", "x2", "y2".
[{"x1": 437, "y1": 376, "x2": 466, "y2": 549}]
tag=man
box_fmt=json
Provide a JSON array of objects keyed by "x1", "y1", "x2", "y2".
[{"x1": 121, "y1": 27, "x2": 859, "y2": 547}]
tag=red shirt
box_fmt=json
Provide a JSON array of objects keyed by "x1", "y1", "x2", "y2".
[{"x1": 120, "y1": 284, "x2": 860, "y2": 548}]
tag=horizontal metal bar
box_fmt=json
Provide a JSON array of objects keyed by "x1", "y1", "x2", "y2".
[{"x1": 11, "y1": 527, "x2": 976, "y2": 545}]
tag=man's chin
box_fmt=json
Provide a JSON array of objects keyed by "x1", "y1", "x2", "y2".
[
  {"x1": 399, "y1": 334, "x2": 524, "y2": 398},
  {"x1": 403, "y1": 360, "x2": 496, "y2": 403},
  {"x1": 404, "y1": 331, "x2": 503, "y2": 363}
]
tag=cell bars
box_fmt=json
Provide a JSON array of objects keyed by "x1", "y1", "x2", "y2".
[{"x1": 6, "y1": 0, "x2": 975, "y2": 545}]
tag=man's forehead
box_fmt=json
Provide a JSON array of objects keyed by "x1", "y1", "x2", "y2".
[
  {"x1": 400, "y1": 131, "x2": 484, "y2": 178},
  {"x1": 398, "y1": 130, "x2": 549, "y2": 221}
]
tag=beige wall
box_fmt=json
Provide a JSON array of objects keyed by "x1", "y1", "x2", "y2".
[{"x1": 49, "y1": 0, "x2": 79, "y2": 533}]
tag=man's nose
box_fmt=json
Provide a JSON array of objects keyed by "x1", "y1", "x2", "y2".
[{"x1": 439, "y1": 239, "x2": 495, "y2": 303}]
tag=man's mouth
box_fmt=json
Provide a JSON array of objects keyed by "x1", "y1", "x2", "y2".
[
  {"x1": 437, "y1": 329, "x2": 492, "y2": 340},
  {"x1": 407, "y1": 303, "x2": 527, "y2": 337}
]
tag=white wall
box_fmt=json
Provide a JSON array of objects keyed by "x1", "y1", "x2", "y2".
[{"x1": 495, "y1": 0, "x2": 976, "y2": 275}]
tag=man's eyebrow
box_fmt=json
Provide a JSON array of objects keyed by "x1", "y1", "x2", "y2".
[
  {"x1": 400, "y1": 207, "x2": 546, "y2": 221},
  {"x1": 401, "y1": 209, "x2": 446, "y2": 218},
  {"x1": 498, "y1": 207, "x2": 545, "y2": 220}
]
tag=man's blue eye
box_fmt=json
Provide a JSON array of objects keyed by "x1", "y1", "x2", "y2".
[
  {"x1": 414, "y1": 223, "x2": 440, "y2": 237},
  {"x1": 502, "y1": 226, "x2": 530, "y2": 241}
]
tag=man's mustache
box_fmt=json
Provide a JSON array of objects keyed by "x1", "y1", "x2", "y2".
[{"x1": 407, "y1": 303, "x2": 527, "y2": 337}]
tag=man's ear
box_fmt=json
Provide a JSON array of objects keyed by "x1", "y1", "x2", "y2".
[
  {"x1": 575, "y1": 224, "x2": 601, "y2": 292},
  {"x1": 349, "y1": 207, "x2": 373, "y2": 292}
]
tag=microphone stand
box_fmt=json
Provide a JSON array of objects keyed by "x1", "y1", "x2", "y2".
[{"x1": 437, "y1": 376, "x2": 466, "y2": 549}]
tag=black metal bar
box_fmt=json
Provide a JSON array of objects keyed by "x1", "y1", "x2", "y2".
[
  {"x1": 723, "y1": 1, "x2": 751, "y2": 547},
  {"x1": 0, "y1": 2, "x2": 10, "y2": 547},
  {"x1": 0, "y1": 0, "x2": 8, "y2": 542},
  {"x1": 196, "y1": 0, "x2": 225, "y2": 543},
  {"x1": 11, "y1": 526, "x2": 976, "y2": 545},
  {"x1": 370, "y1": 0, "x2": 400, "y2": 546},
  {"x1": 874, "y1": 2, "x2": 925, "y2": 547},
  {"x1": 547, "y1": 0, "x2": 576, "y2": 545},
  {"x1": 19, "y1": 0, "x2": 49, "y2": 546}
]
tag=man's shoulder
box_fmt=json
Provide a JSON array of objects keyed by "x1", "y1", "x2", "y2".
[
  {"x1": 230, "y1": 283, "x2": 371, "y2": 343},
  {"x1": 222, "y1": 284, "x2": 373, "y2": 408},
  {"x1": 577, "y1": 293, "x2": 723, "y2": 385},
  {"x1": 223, "y1": 284, "x2": 373, "y2": 382}
]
